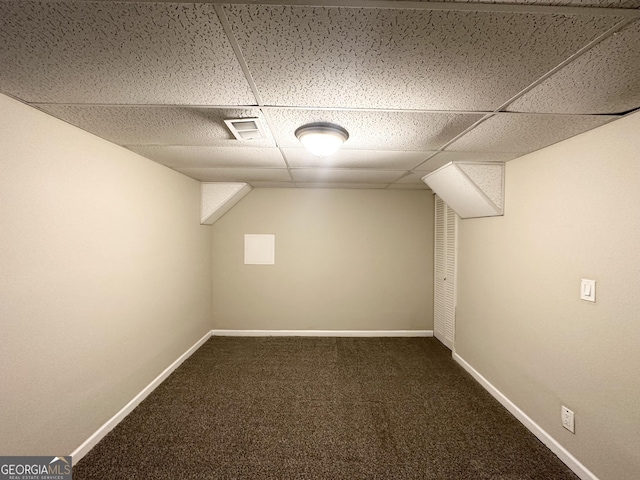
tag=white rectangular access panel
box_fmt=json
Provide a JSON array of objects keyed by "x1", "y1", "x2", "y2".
[
  {"x1": 244, "y1": 234, "x2": 275, "y2": 265},
  {"x1": 434, "y1": 195, "x2": 457, "y2": 350}
]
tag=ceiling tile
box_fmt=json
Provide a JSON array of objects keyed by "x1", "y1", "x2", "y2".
[
  {"x1": 447, "y1": 113, "x2": 618, "y2": 153},
  {"x1": 508, "y1": 20, "x2": 640, "y2": 114},
  {"x1": 172, "y1": 168, "x2": 291, "y2": 183},
  {"x1": 387, "y1": 183, "x2": 431, "y2": 190},
  {"x1": 290, "y1": 169, "x2": 405, "y2": 183},
  {"x1": 0, "y1": 2, "x2": 255, "y2": 105},
  {"x1": 416, "y1": 0, "x2": 640, "y2": 6},
  {"x1": 128, "y1": 146, "x2": 286, "y2": 169},
  {"x1": 36, "y1": 106, "x2": 275, "y2": 147},
  {"x1": 414, "y1": 151, "x2": 522, "y2": 173},
  {"x1": 295, "y1": 183, "x2": 390, "y2": 189},
  {"x1": 264, "y1": 109, "x2": 483, "y2": 151},
  {"x1": 283, "y1": 149, "x2": 433, "y2": 169},
  {"x1": 224, "y1": 5, "x2": 620, "y2": 110},
  {"x1": 393, "y1": 172, "x2": 431, "y2": 184},
  {"x1": 249, "y1": 182, "x2": 296, "y2": 188}
]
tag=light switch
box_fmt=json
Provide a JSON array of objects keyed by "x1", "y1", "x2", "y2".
[{"x1": 580, "y1": 279, "x2": 596, "y2": 302}]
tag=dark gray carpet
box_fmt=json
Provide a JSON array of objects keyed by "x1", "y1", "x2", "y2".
[{"x1": 73, "y1": 337, "x2": 578, "y2": 479}]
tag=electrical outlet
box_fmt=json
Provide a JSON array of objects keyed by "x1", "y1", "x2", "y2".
[{"x1": 562, "y1": 406, "x2": 575, "y2": 433}]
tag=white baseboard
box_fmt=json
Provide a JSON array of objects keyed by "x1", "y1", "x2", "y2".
[
  {"x1": 70, "y1": 330, "x2": 212, "y2": 463},
  {"x1": 211, "y1": 329, "x2": 433, "y2": 337},
  {"x1": 453, "y1": 353, "x2": 599, "y2": 480}
]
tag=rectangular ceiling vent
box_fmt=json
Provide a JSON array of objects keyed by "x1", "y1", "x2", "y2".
[{"x1": 224, "y1": 117, "x2": 268, "y2": 141}]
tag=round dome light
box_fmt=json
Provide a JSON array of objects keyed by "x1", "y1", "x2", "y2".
[{"x1": 295, "y1": 122, "x2": 349, "y2": 157}]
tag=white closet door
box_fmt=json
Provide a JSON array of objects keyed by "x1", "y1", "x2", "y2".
[{"x1": 434, "y1": 195, "x2": 457, "y2": 350}]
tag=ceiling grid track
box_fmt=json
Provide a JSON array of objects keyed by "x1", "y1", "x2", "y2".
[
  {"x1": 496, "y1": 17, "x2": 639, "y2": 114},
  {"x1": 410, "y1": 113, "x2": 498, "y2": 172},
  {"x1": 214, "y1": 4, "x2": 296, "y2": 182}
]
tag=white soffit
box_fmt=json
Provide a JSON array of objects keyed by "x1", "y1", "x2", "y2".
[
  {"x1": 201, "y1": 182, "x2": 252, "y2": 225},
  {"x1": 422, "y1": 162, "x2": 504, "y2": 219}
]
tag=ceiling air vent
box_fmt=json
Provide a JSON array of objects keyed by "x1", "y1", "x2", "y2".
[{"x1": 224, "y1": 117, "x2": 268, "y2": 140}]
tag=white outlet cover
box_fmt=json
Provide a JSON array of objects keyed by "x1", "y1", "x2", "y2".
[{"x1": 562, "y1": 406, "x2": 575, "y2": 433}]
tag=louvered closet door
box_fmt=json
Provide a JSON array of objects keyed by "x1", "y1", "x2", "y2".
[{"x1": 434, "y1": 195, "x2": 457, "y2": 350}]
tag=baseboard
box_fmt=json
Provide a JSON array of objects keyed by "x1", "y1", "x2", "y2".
[
  {"x1": 453, "y1": 353, "x2": 599, "y2": 480},
  {"x1": 70, "y1": 330, "x2": 212, "y2": 463},
  {"x1": 212, "y1": 329, "x2": 433, "y2": 337}
]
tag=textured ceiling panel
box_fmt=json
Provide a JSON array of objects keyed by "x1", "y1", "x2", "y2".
[
  {"x1": 283, "y1": 149, "x2": 432, "y2": 169},
  {"x1": 290, "y1": 169, "x2": 405, "y2": 183},
  {"x1": 414, "y1": 151, "x2": 521, "y2": 173},
  {"x1": 388, "y1": 183, "x2": 432, "y2": 190},
  {"x1": 393, "y1": 172, "x2": 434, "y2": 184},
  {"x1": 296, "y1": 183, "x2": 391, "y2": 189},
  {"x1": 0, "y1": 1, "x2": 255, "y2": 105},
  {"x1": 403, "y1": 0, "x2": 640, "y2": 6},
  {"x1": 264, "y1": 109, "x2": 483, "y2": 151},
  {"x1": 36, "y1": 106, "x2": 274, "y2": 147},
  {"x1": 1, "y1": 1, "x2": 635, "y2": 190},
  {"x1": 458, "y1": 163, "x2": 505, "y2": 209},
  {"x1": 224, "y1": 5, "x2": 619, "y2": 110},
  {"x1": 249, "y1": 182, "x2": 296, "y2": 188},
  {"x1": 200, "y1": 182, "x2": 251, "y2": 225},
  {"x1": 448, "y1": 113, "x2": 617, "y2": 153},
  {"x1": 173, "y1": 168, "x2": 292, "y2": 183},
  {"x1": 508, "y1": 20, "x2": 640, "y2": 114},
  {"x1": 128, "y1": 146, "x2": 286, "y2": 169}
]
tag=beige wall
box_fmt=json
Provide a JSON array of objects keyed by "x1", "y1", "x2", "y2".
[
  {"x1": 211, "y1": 188, "x2": 434, "y2": 331},
  {"x1": 0, "y1": 95, "x2": 212, "y2": 455},
  {"x1": 455, "y1": 112, "x2": 640, "y2": 480}
]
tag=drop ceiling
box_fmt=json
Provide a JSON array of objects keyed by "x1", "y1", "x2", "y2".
[{"x1": 1, "y1": 0, "x2": 638, "y2": 189}]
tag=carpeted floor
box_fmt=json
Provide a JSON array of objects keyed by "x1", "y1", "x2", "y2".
[{"x1": 73, "y1": 337, "x2": 578, "y2": 479}]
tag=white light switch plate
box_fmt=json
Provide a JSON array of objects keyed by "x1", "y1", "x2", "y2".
[{"x1": 580, "y1": 279, "x2": 596, "y2": 302}]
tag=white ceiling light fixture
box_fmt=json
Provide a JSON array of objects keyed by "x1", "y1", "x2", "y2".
[{"x1": 295, "y1": 122, "x2": 349, "y2": 157}]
